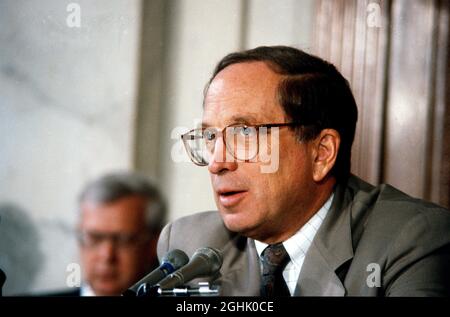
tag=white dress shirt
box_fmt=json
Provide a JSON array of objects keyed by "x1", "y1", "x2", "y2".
[
  {"x1": 255, "y1": 193, "x2": 334, "y2": 295},
  {"x1": 80, "y1": 284, "x2": 96, "y2": 296}
]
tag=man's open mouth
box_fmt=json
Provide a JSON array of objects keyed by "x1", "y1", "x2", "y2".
[
  {"x1": 217, "y1": 190, "x2": 248, "y2": 207},
  {"x1": 220, "y1": 190, "x2": 244, "y2": 196}
]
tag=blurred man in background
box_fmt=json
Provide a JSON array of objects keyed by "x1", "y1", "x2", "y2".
[{"x1": 71, "y1": 171, "x2": 166, "y2": 296}]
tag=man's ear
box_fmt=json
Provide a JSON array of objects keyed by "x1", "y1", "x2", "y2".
[{"x1": 311, "y1": 129, "x2": 340, "y2": 182}]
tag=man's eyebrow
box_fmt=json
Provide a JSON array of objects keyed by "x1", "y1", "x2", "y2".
[
  {"x1": 201, "y1": 121, "x2": 212, "y2": 128},
  {"x1": 228, "y1": 114, "x2": 259, "y2": 125}
]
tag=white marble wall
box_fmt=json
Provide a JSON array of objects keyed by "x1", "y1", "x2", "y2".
[
  {"x1": 0, "y1": 0, "x2": 142, "y2": 294},
  {"x1": 245, "y1": 0, "x2": 314, "y2": 50},
  {"x1": 0, "y1": 0, "x2": 314, "y2": 295}
]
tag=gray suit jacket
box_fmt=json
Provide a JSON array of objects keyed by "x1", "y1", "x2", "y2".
[{"x1": 157, "y1": 175, "x2": 450, "y2": 296}]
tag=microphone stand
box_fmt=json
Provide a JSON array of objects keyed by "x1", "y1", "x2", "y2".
[{"x1": 137, "y1": 282, "x2": 219, "y2": 297}]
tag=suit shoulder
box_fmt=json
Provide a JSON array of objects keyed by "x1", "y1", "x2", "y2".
[
  {"x1": 348, "y1": 175, "x2": 449, "y2": 224},
  {"x1": 351, "y1": 178, "x2": 450, "y2": 252},
  {"x1": 158, "y1": 211, "x2": 236, "y2": 258},
  {"x1": 170, "y1": 210, "x2": 224, "y2": 229},
  {"x1": 374, "y1": 182, "x2": 450, "y2": 223}
]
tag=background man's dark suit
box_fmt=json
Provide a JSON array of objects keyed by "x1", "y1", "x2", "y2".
[
  {"x1": 0, "y1": 268, "x2": 6, "y2": 296},
  {"x1": 43, "y1": 288, "x2": 81, "y2": 296},
  {"x1": 157, "y1": 175, "x2": 450, "y2": 296}
]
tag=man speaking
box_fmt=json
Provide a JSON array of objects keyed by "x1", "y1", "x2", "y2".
[{"x1": 157, "y1": 46, "x2": 450, "y2": 296}]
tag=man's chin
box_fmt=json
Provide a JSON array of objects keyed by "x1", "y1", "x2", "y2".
[
  {"x1": 92, "y1": 282, "x2": 124, "y2": 296},
  {"x1": 221, "y1": 213, "x2": 256, "y2": 235}
]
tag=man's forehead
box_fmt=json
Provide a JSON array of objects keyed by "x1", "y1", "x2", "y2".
[
  {"x1": 202, "y1": 62, "x2": 284, "y2": 127},
  {"x1": 207, "y1": 62, "x2": 280, "y2": 94}
]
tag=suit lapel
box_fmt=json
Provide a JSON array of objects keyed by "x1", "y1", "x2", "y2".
[
  {"x1": 295, "y1": 243, "x2": 347, "y2": 296},
  {"x1": 219, "y1": 235, "x2": 261, "y2": 295},
  {"x1": 295, "y1": 180, "x2": 355, "y2": 296}
]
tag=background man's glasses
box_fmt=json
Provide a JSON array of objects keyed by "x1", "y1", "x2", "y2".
[
  {"x1": 181, "y1": 122, "x2": 302, "y2": 166},
  {"x1": 77, "y1": 230, "x2": 150, "y2": 249}
]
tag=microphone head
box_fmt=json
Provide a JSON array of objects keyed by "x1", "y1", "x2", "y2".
[
  {"x1": 192, "y1": 247, "x2": 223, "y2": 275},
  {"x1": 157, "y1": 247, "x2": 223, "y2": 290},
  {"x1": 162, "y1": 249, "x2": 189, "y2": 270},
  {"x1": 124, "y1": 249, "x2": 189, "y2": 296}
]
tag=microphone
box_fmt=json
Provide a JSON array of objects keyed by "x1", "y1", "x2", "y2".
[
  {"x1": 157, "y1": 247, "x2": 223, "y2": 290},
  {"x1": 122, "y1": 249, "x2": 189, "y2": 296}
]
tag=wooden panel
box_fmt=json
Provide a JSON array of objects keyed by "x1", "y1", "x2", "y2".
[
  {"x1": 313, "y1": 0, "x2": 388, "y2": 184},
  {"x1": 358, "y1": 0, "x2": 389, "y2": 184},
  {"x1": 429, "y1": 0, "x2": 450, "y2": 207},
  {"x1": 383, "y1": 0, "x2": 436, "y2": 198},
  {"x1": 313, "y1": 0, "x2": 334, "y2": 59},
  {"x1": 329, "y1": 0, "x2": 345, "y2": 66},
  {"x1": 312, "y1": 0, "x2": 449, "y2": 207},
  {"x1": 350, "y1": 0, "x2": 370, "y2": 181},
  {"x1": 340, "y1": 0, "x2": 357, "y2": 82}
]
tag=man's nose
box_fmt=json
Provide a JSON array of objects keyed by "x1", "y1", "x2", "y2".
[
  {"x1": 207, "y1": 136, "x2": 238, "y2": 174},
  {"x1": 97, "y1": 240, "x2": 117, "y2": 262}
]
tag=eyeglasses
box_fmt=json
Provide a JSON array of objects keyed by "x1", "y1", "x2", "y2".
[
  {"x1": 181, "y1": 122, "x2": 302, "y2": 166},
  {"x1": 77, "y1": 230, "x2": 150, "y2": 249}
]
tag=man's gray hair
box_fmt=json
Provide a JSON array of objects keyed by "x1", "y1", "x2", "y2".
[{"x1": 79, "y1": 171, "x2": 167, "y2": 232}]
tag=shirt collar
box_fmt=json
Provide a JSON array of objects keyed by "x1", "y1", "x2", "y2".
[
  {"x1": 80, "y1": 284, "x2": 96, "y2": 296},
  {"x1": 255, "y1": 193, "x2": 334, "y2": 266}
]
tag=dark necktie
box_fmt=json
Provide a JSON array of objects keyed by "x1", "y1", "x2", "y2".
[{"x1": 260, "y1": 243, "x2": 291, "y2": 297}]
